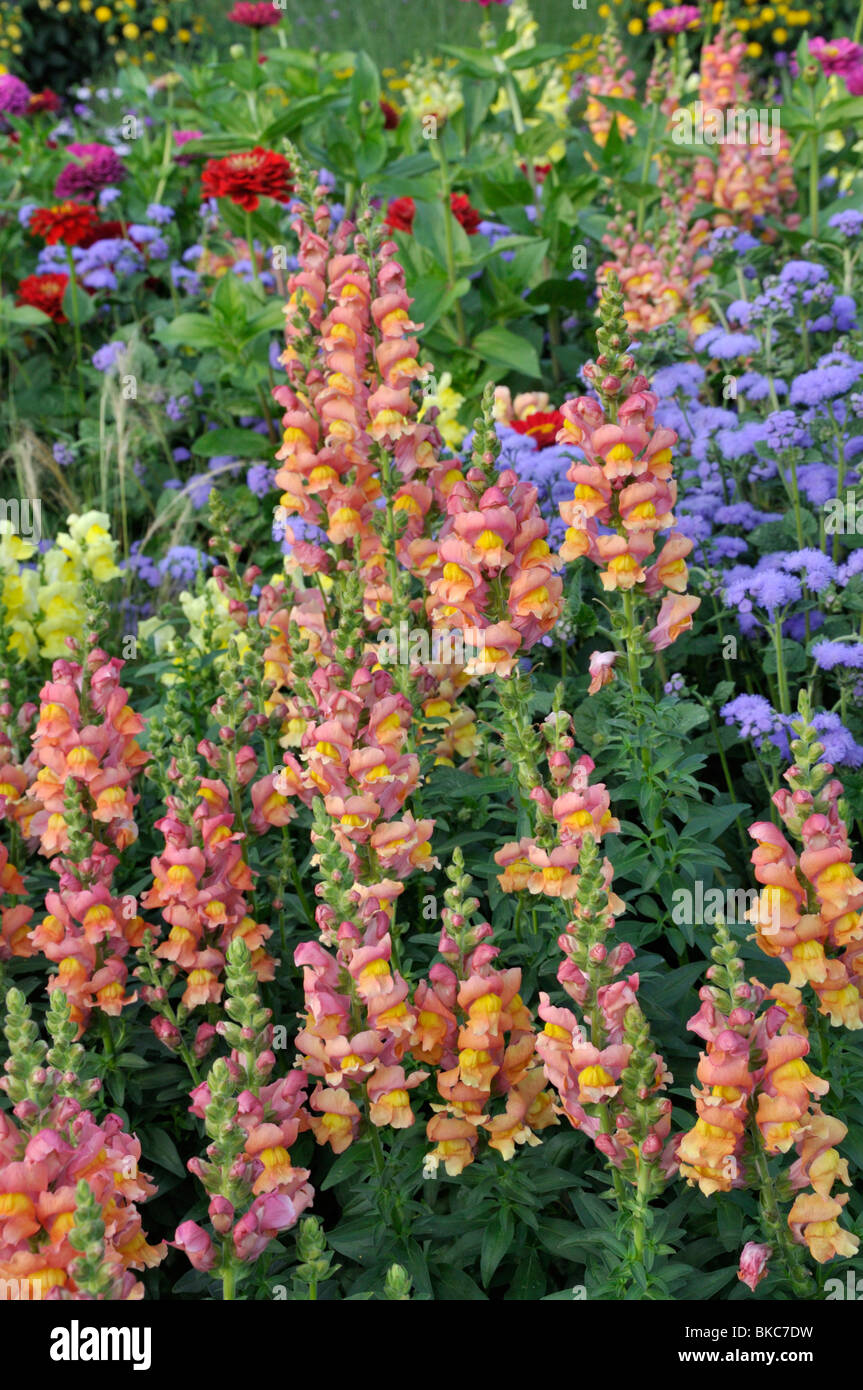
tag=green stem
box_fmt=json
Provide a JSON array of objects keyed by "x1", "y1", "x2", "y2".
[
  {"x1": 435, "y1": 139, "x2": 466, "y2": 348},
  {"x1": 64, "y1": 244, "x2": 85, "y2": 409},
  {"x1": 808, "y1": 128, "x2": 819, "y2": 240}
]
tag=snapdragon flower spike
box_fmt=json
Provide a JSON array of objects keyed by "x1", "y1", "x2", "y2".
[
  {"x1": 494, "y1": 735, "x2": 620, "y2": 900},
  {"x1": 273, "y1": 174, "x2": 439, "y2": 610},
  {"x1": 25, "y1": 650, "x2": 148, "y2": 858},
  {"x1": 142, "y1": 774, "x2": 276, "y2": 1014},
  {"x1": 258, "y1": 660, "x2": 436, "y2": 893},
  {"x1": 557, "y1": 276, "x2": 700, "y2": 670},
  {"x1": 423, "y1": 386, "x2": 563, "y2": 676},
  {"x1": 0, "y1": 841, "x2": 33, "y2": 962},
  {"x1": 293, "y1": 927, "x2": 427, "y2": 1154},
  {"x1": 584, "y1": 30, "x2": 636, "y2": 149},
  {"x1": 685, "y1": 29, "x2": 797, "y2": 234},
  {"x1": 0, "y1": 988, "x2": 165, "y2": 1299},
  {"x1": 747, "y1": 699, "x2": 863, "y2": 1029},
  {"x1": 17, "y1": 649, "x2": 151, "y2": 1032},
  {"x1": 599, "y1": 195, "x2": 713, "y2": 339},
  {"x1": 535, "y1": 825, "x2": 675, "y2": 1188},
  {"x1": 677, "y1": 923, "x2": 858, "y2": 1271},
  {"x1": 416, "y1": 847, "x2": 556, "y2": 1177},
  {"x1": 177, "y1": 939, "x2": 313, "y2": 1287}
]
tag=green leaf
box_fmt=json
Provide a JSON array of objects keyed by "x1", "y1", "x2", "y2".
[
  {"x1": 505, "y1": 43, "x2": 568, "y2": 70},
  {"x1": 259, "y1": 93, "x2": 340, "y2": 143},
  {"x1": 5, "y1": 303, "x2": 51, "y2": 327},
  {"x1": 158, "y1": 314, "x2": 227, "y2": 350},
  {"x1": 481, "y1": 1207, "x2": 514, "y2": 1286},
  {"x1": 61, "y1": 279, "x2": 96, "y2": 326},
  {"x1": 191, "y1": 427, "x2": 272, "y2": 459},
  {"x1": 471, "y1": 325, "x2": 541, "y2": 379},
  {"x1": 350, "y1": 50, "x2": 381, "y2": 108},
  {"x1": 140, "y1": 1126, "x2": 186, "y2": 1178}
]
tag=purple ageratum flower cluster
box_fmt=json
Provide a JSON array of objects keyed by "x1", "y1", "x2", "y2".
[
  {"x1": 746, "y1": 260, "x2": 857, "y2": 336},
  {"x1": 160, "y1": 545, "x2": 210, "y2": 585},
  {"x1": 811, "y1": 639, "x2": 863, "y2": 671},
  {"x1": 829, "y1": 209, "x2": 863, "y2": 239},
  {"x1": 735, "y1": 371, "x2": 787, "y2": 402},
  {"x1": 54, "y1": 142, "x2": 128, "y2": 201},
  {"x1": 808, "y1": 713, "x2": 863, "y2": 767},
  {"x1": 37, "y1": 236, "x2": 146, "y2": 292},
  {"x1": 146, "y1": 203, "x2": 175, "y2": 226},
  {"x1": 790, "y1": 359, "x2": 863, "y2": 407},
  {"x1": 126, "y1": 544, "x2": 211, "y2": 590},
  {"x1": 721, "y1": 695, "x2": 863, "y2": 767},
  {"x1": 52, "y1": 442, "x2": 76, "y2": 468},
  {"x1": 720, "y1": 693, "x2": 780, "y2": 747},
  {"x1": 246, "y1": 464, "x2": 276, "y2": 498},
  {"x1": 763, "y1": 409, "x2": 811, "y2": 451},
  {"x1": 721, "y1": 550, "x2": 841, "y2": 635},
  {"x1": 694, "y1": 326, "x2": 761, "y2": 359},
  {"x1": 651, "y1": 362, "x2": 705, "y2": 399},
  {"x1": 91, "y1": 341, "x2": 127, "y2": 372},
  {"x1": 273, "y1": 512, "x2": 327, "y2": 556}
]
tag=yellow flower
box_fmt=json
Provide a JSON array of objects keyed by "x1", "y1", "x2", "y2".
[
  {"x1": 773, "y1": 26, "x2": 788, "y2": 41},
  {"x1": 0, "y1": 521, "x2": 36, "y2": 569},
  {"x1": 152, "y1": 14, "x2": 167, "y2": 30},
  {"x1": 7, "y1": 23, "x2": 22, "y2": 36},
  {"x1": 177, "y1": 26, "x2": 190, "y2": 40},
  {"x1": 747, "y1": 41, "x2": 763, "y2": 56},
  {"x1": 760, "y1": 4, "x2": 775, "y2": 18},
  {"x1": 95, "y1": 4, "x2": 112, "y2": 18},
  {"x1": 628, "y1": 17, "x2": 643, "y2": 34},
  {"x1": 598, "y1": 1, "x2": 610, "y2": 14},
  {"x1": 122, "y1": 20, "x2": 139, "y2": 36}
]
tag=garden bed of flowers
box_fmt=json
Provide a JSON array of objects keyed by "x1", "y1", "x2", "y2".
[{"x1": 1, "y1": 0, "x2": 863, "y2": 1327}]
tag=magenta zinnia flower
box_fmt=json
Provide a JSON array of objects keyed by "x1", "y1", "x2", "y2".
[
  {"x1": 54, "y1": 143, "x2": 128, "y2": 202},
  {"x1": 227, "y1": 1, "x2": 281, "y2": 25},
  {"x1": 0, "y1": 73, "x2": 31, "y2": 115},
  {"x1": 648, "y1": 5, "x2": 700, "y2": 33}
]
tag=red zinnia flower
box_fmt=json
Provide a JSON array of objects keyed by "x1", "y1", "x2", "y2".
[
  {"x1": 510, "y1": 410, "x2": 565, "y2": 450},
  {"x1": 201, "y1": 147, "x2": 292, "y2": 211},
  {"x1": 450, "y1": 192, "x2": 481, "y2": 235},
  {"x1": 28, "y1": 89, "x2": 62, "y2": 114},
  {"x1": 28, "y1": 201, "x2": 101, "y2": 247},
  {"x1": 16, "y1": 273, "x2": 70, "y2": 323},
  {"x1": 380, "y1": 99, "x2": 400, "y2": 130},
  {"x1": 384, "y1": 195, "x2": 415, "y2": 233},
  {"x1": 227, "y1": 1, "x2": 281, "y2": 24},
  {"x1": 519, "y1": 160, "x2": 552, "y2": 184}
]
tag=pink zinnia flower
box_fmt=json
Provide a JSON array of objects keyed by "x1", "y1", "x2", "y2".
[
  {"x1": 227, "y1": 2, "x2": 281, "y2": 26},
  {"x1": 648, "y1": 5, "x2": 700, "y2": 34},
  {"x1": 54, "y1": 143, "x2": 127, "y2": 202},
  {"x1": 0, "y1": 73, "x2": 31, "y2": 115}
]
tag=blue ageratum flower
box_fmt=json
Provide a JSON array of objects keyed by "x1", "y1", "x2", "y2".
[
  {"x1": 694, "y1": 327, "x2": 761, "y2": 359},
  {"x1": 790, "y1": 363, "x2": 863, "y2": 407},
  {"x1": 811, "y1": 639, "x2": 863, "y2": 671}
]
